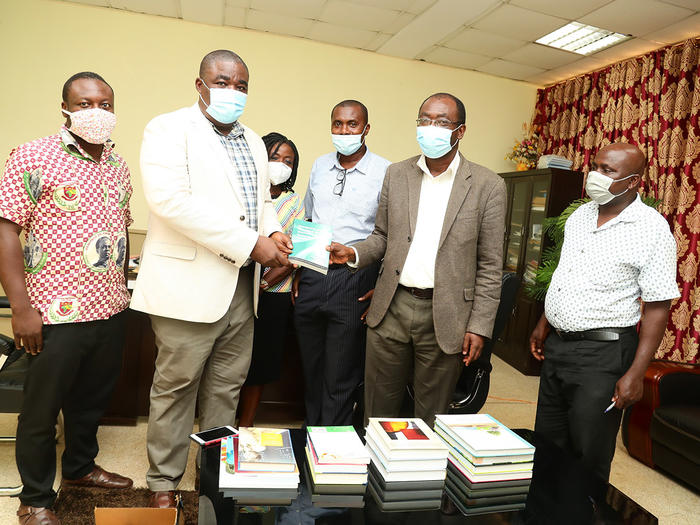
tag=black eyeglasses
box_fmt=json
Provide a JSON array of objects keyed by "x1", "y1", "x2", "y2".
[{"x1": 334, "y1": 169, "x2": 347, "y2": 196}]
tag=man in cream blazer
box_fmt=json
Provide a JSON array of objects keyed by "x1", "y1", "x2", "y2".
[
  {"x1": 131, "y1": 50, "x2": 290, "y2": 509},
  {"x1": 330, "y1": 93, "x2": 505, "y2": 426}
]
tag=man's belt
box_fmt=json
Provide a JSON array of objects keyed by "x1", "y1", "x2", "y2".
[
  {"x1": 554, "y1": 327, "x2": 636, "y2": 342},
  {"x1": 398, "y1": 284, "x2": 433, "y2": 299}
]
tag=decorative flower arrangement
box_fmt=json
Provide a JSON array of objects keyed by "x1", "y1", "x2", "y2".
[{"x1": 506, "y1": 123, "x2": 539, "y2": 170}]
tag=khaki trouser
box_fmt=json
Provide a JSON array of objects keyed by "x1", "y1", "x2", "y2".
[
  {"x1": 364, "y1": 286, "x2": 463, "y2": 428},
  {"x1": 146, "y1": 266, "x2": 254, "y2": 490}
]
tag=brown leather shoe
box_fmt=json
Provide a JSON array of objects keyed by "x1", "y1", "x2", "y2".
[
  {"x1": 150, "y1": 490, "x2": 178, "y2": 508},
  {"x1": 17, "y1": 505, "x2": 61, "y2": 525},
  {"x1": 61, "y1": 465, "x2": 133, "y2": 489}
]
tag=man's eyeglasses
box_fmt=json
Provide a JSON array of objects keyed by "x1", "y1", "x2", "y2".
[
  {"x1": 416, "y1": 117, "x2": 461, "y2": 129},
  {"x1": 334, "y1": 170, "x2": 347, "y2": 196}
]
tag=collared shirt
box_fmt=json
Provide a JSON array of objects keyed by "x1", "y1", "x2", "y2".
[
  {"x1": 545, "y1": 196, "x2": 679, "y2": 332},
  {"x1": 213, "y1": 120, "x2": 258, "y2": 232},
  {"x1": 0, "y1": 126, "x2": 133, "y2": 324},
  {"x1": 398, "y1": 153, "x2": 460, "y2": 289},
  {"x1": 303, "y1": 148, "x2": 391, "y2": 245}
]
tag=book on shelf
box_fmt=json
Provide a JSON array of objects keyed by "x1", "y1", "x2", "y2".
[
  {"x1": 305, "y1": 447, "x2": 368, "y2": 485},
  {"x1": 435, "y1": 414, "x2": 535, "y2": 460},
  {"x1": 367, "y1": 446, "x2": 446, "y2": 482},
  {"x1": 365, "y1": 432, "x2": 447, "y2": 472},
  {"x1": 237, "y1": 427, "x2": 296, "y2": 472},
  {"x1": 367, "y1": 418, "x2": 448, "y2": 453},
  {"x1": 288, "y1": 220, "x2": 333, "y2": 275}
]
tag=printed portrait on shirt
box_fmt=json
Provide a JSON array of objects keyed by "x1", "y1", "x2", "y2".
[
  {"x1": 83, "y1": 231, "x2": 111, "y2": 272},
  {"x1": 23, "y1": 168, "x2": 43, "y2": 204},
  {"x1": 112, "y1": 233, "x2": 127, "y2": 267},
  {"x1": 23, "y1": 231, "x2": 47, "y2": 274}
]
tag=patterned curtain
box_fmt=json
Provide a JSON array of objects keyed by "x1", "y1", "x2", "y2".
[{"x1": 533, "y1": 38, "x2": 700, "y2": 363}]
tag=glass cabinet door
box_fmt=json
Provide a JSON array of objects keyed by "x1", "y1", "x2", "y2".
[
  {"x1": 504, "y1": 180, "x2": 530, "y2": 273},
  {"x1": 522, "y1": 178, "x2": 549, "y2": 285}
]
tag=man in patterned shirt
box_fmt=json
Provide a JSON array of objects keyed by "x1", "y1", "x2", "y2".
[
  {"x1": 529, "y1": 143, "x2": 680, "y2": 482},
  {"x1": 0, "y1": 72, "x2": 133, "y2": 525},
  {"x1": 130, "y1": 50, "x2": 291, "y2": 509}
]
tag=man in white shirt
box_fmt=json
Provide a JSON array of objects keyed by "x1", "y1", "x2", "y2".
[
  {"x1": 529, "y1": 143, "x2": 679, "y2": 481},
  {"x1": 329, "y1": 93, "x2": 506, "y2": 426}
]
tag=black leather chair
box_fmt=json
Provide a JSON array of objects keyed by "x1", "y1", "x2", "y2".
[{"x1": 0, "y1": 296, "x2": 25, "y2": 496}]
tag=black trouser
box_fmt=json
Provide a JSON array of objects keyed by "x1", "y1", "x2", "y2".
[
  {"x1": 534, "y1": 328, "x2": 637, "y2": 482},
  {"x1": 16, "y1": 311, "x2": 126, "y2": 507},
  {"x1": 294, "y1": 263, "x2": 378, "y2": 426}
]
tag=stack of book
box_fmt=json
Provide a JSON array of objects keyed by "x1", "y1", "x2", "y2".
[
  {"x1": 434, "y1": 414, "x2": 535, "y2": 516},
  {"x1": 365, "y1": 418, "x2": 448, "y2": 511},
  {"x1": 537, "y1": 154, "x2": 573, "y2": 170},
  {"x1": 219, "y1": 427, "x2": 299, "y2": 504},
  {"x1": 304, "y1": 426, "x2": 369, "y2": 507}
]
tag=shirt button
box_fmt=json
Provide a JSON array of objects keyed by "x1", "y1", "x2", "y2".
[
  {"x1": 407, "y1": 236, "x2": 412, "y2": 242},
  {"x1": 240, "y1": 215, "x2": 245, "y2": 221},
  {"x1": 395, "y1": 269, "x2": 400, "y2": 275}
]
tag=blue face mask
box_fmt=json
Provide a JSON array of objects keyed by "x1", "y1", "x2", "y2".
[
  {"x1": 416, "y1": 125, "x2": 460, "y2": 159},
  {"x1": 199, "y1": 79, "x2": 247, "y2": 124},
  {"x1": 332, "y1": 125, "x2": 367, "y2": 156}
]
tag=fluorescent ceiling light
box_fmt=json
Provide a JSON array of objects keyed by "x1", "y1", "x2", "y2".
[{"x1": 536, "y1": 22, "x2": 630, "y2": 55}]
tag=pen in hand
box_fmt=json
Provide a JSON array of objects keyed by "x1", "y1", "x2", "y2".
[{"x1": 604, "y1": 401, "x2": 616, "y2": 413}]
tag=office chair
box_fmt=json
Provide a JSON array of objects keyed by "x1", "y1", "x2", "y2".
[{"x1": 0, "y1": 296, "x2": 26, "y2": 496}]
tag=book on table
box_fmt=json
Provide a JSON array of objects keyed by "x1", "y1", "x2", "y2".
[
  {"x1": 365, "y1": 432, "x2": 447, "y2": 472},
  {"x1": 288, "y1": 220, "x2": 333, "y2": 275},
  {"x1": 306, "y1": 425, "x2": 369, "y2": 473},
  {"x1": 305, "y1": 447, "x2": 368, "y2": 485},
  {"x1": 366, "y1": 418, "x2": 448, "y2": 454},
  {"x1": 367, "y1": 462, "x2": 446, "y2": 492},
  {"x1": 434, "y1": 414, "x2": 535, "y2": 461},
  {"x1": 446, "y1": 464, "x2": 530, "y2": 496},
  {"x1": 237, "y1": 427, "x2": 296, "y2": 472},
  {"x1": 367, "y1": 446, "x2": 446, "y2": 482},
  {"x1": 448, "y1": 454, "x2": 532, "y2": 483},
  {"x1": 220, "y1": 435, "x2": 299, "y2": 490},
  {"x1": 366, "y1": 479, "x2": 441, "y2": 511}
]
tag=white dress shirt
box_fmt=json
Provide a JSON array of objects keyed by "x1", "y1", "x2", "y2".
[
  {"x1": 545, "y1": 195, "x2": 679, "y2": 332},
  {"x1": 397, "y1": 153, "x2": 460, "y2": 289}
]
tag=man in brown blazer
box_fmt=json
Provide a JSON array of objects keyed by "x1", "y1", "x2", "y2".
[{"x1": 329, "y1": 93, "x2": 506, "y2": 425}]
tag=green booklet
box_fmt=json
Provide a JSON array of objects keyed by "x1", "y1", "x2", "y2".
[{"x1": 289, "y1": 219, "x2": 333, "y2": 275}]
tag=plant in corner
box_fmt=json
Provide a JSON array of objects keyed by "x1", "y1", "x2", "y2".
[{"x1": 525, "y1": 195, "x2": 661, "y2": 301}]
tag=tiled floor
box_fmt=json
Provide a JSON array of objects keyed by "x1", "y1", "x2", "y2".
[{"x1": 1, "y1": 329, "x2": 698, "y2": 523}]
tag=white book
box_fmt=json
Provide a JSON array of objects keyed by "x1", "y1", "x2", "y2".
[
  {"x1": 219, "y1": 436, "x2": 299, "y2": 489},
  {"x1": 367, "y1": 447, "x2": 446, "y2": 483},
  {"x1": 367, "y1": 418, "x2": 448, "y2": 453},
  {"x1": 365, "y1": 426, "x2": 449, "y2": 462},
  {"x1": 435, "y1": 414, "x2": 534, "y2": 458},
  {"x1": 305, "y1": 447, "x2": 368, "y2": 485},
  {"x1": 365, "y1": 432, "x2": 447, "y2": 472},
  {"x1": 307, "y1": 426, "x2": 369, "y2": 466}
]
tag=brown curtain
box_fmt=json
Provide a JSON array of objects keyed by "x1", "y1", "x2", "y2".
[{"x1": 533, "y1": 38, "x2": 700, "y2": 363}]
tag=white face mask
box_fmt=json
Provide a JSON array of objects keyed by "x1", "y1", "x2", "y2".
[
  {"x1": 585, "y1": 170, "x2": 637, "y2": 205},
  {"x1": 62, "y1": 108, "x2": 116, "y2": 144},
  {"x1": 268, "y1": 161, "x2": 292, "y2": 186}
]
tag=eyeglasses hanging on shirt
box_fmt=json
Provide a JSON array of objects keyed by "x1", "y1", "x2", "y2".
[{"x1": 333, "y1": 169, "x2": 347, "y2": 196}]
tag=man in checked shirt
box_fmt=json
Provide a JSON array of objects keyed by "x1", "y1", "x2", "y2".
[{"x1": 0, "y1": 72, "x2": 133, "y2": 525}]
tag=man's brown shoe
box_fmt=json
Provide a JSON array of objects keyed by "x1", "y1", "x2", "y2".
[
  {"x1": 61, "y1": 465, "x2": 133, "y2": 489},
  {"x1": 150, "y1": 490, "x2": 178, "y2": 508},
  {"x1": 17, "y1": 505, "x2": 60, "y2": 525}
]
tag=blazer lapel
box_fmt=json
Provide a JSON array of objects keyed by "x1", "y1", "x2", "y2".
[
  {"x1": 439, "y1": 153, "x2": 472, "y2": 249},
  {"x1": 406, "y1": 164, "x2": 422, "y2": 237}
]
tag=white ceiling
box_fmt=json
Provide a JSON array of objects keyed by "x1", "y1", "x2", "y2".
[{"x1": 60, "y1": 0, "x2": 700, "y2": 85}]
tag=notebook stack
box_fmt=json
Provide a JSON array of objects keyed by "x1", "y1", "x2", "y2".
[
  {"x1": 219, "y1": 427, "x2": 299, "y2": 504},
  {"x1": 434, "y1": 414, "x2": 535, "y2": 516},
  {"x1": 304, "y1": 426, "x2": 369, "y2": 507},
  {"x1": 537, "y1": 154, "x2": 573, "y2": 170},
  {"x1": 365, "y1": 418, "x2": 448, "y2": 511}
]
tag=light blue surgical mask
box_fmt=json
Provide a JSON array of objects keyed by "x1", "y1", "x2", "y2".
[
  {"x1": 332, "y1": 125, "x2": 367, "y2": 156},
  {"x1": 199, "y1": 79, "x2": 247, "y2": 124},
  {"x1": 416, "y1": 125, "x2": 460, "y2": 159}
]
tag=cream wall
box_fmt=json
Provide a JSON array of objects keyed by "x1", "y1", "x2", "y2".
[{"x1": 0, "y1": 0, "x2": 537, "y2": 231}]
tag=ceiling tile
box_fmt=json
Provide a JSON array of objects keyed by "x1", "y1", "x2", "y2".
[
  {"x1": 181, "y1": 0, "x2": 224, "y2": 25},
  {"x1": 250, "y1": 0, "x2": 324, "y2": 20},
  {"x1": 580, "y1": 0, "x2": 693, "y2": 36},
  {"x1": 319, "y1": 0, "x2": 402, "y2": 32},
  {"x1": 658, "y1": 0, "x2": 700, "y2": 10},
  {"x1": 421, "y1": 46, "x2": 493, "y2": 68},
  {"x1": 472, "y1": 4, "x2": 569, "y2": 41},
  {"x1": 476, "y1": 58, "x2": 545, "y2": 80},
  {"x1": 501, "y1": 43, "x2": 580, "y2": 69},
  {"x1": 524, "y1": 70, "x2": 565, "y2": 86},
  {"x1": 345, "y1": 0, "x2": 420, "y2": 11},
  {"x1": 307, "y1": 21, "x2": 378, "y2": 48},
  {"x1": 510, "y1": 0, "x2": 613, "y2": 20},
  {"x1": 589, "y1": 37, "x2": 662, "y2": 62},
  {"x1": 224, "y1": 6, "x2": 246, "y2": 26},
  {"x1": 378, "y1": 0, "x2": 501, "y2": 58},
  {"x1": 110, "y1": 0, "x2": 179, "y2": 17},
  {"x1": 245, "y1": 9, "x2": 313, "y2": 38},
  {"x1": 405, "y1": 0, "x2": 440, "y2": 14},
  {"x1": 363, "y1": 33, "x2": 393, "y2": 51},
  {"x1": 225, "y1": 0, "x2": 251, "y2": 6},
  {"x1": 643, "y1": 12, "x2": 700, "y2": 44},
  {"x1": 383, "y1": 12, "x2": 417, "y2": 34},
  {"x1": 64, "y1": 0, "x2": 109, "y2": 6},
  {"x1": 443, "y1": 28, "x2": 525, "y2": 57}
]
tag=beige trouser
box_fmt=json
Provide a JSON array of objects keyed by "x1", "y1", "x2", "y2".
[
  {"x1": 146, "y1": 266, "x2": 254, "y2": 490},
  {"x1": 364, "y1": 286, "x2": 463, "y2": 428}
]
